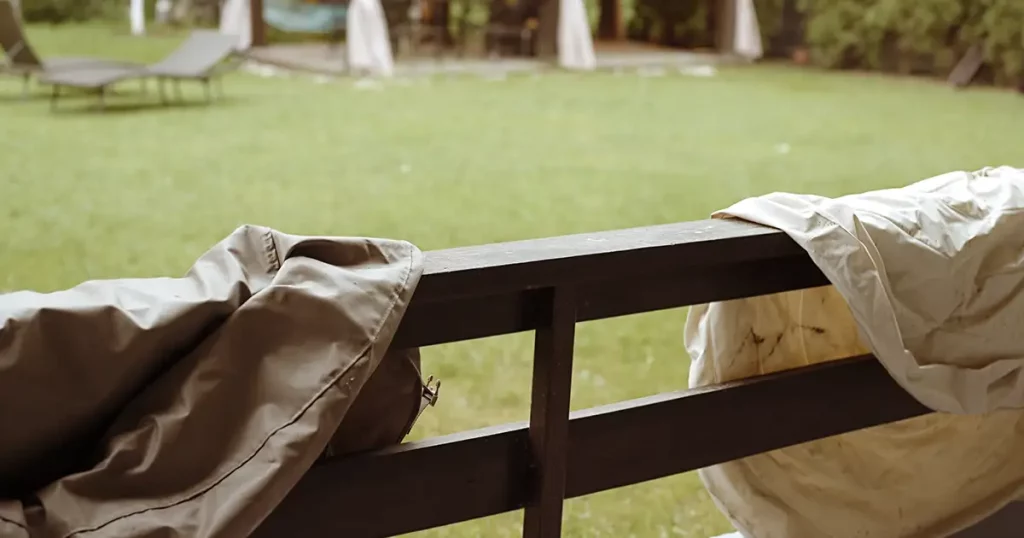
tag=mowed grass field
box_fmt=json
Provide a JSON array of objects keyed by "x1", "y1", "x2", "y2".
[{"x1": 3, "y1": 24, "x2": 1023, "y2": 537}]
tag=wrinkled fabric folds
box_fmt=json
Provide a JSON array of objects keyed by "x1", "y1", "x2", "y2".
[
  {"x1": 0, "y1": 225, "x2": 422, "y2": 538},
  {"x1": 687, "y1": 167, "x2": 1024, "y2": 537}
]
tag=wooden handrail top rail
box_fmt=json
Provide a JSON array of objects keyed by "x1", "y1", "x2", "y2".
[
  {"x1": 413, "y1": 218, "x2": 806, "y2": 299},
  {"x1": 394, "y1": 218, "x2": 828, "y2": 348}
]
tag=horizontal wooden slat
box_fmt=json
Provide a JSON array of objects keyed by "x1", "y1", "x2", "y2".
[
  {"x1": 575, "y1": 255, "x2": 829, "y2": 323},
  {"x1": 254, "y1": 356, "x2": 931, "y2": 538},
  {"x1": 564, "y1": 355, "x2": 929, "y2": 497},
  {"x1": 252, "y1": 423, "x2": 531, "y2": 538},
  {"x1": 394, "y1": 255, "x2": 829, "y2": 348},
  {"x1": 393, "y1": 220, "x2": 828, "y2": 348}
]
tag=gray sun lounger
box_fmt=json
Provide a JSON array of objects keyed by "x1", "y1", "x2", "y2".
[
  {"x1": 39, "y1": 30, "x2": 243, "y2": 110},
  {"x1": 0, "y1": 0, "x2": 140, "y2": 96}
]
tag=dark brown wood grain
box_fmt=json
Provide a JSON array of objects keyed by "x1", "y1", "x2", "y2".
[
  {"x1": 523, "y1": 288, "x2": 577, "y2": 538},
  {"x1": 256, "y1": 357, "x2": 929, "y2": 537},
  {"x1": 392, "y1": 219, "x2": 827, "y2": 348},
  {"x1": 412, "y1": 219, "x2": 804, "y2": 300},
  {"x1": 951, "y1": 501, "x2": 1024, "y2": 537}
]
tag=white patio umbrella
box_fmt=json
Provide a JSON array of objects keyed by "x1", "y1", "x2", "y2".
[
  {"x1": 346, "y1": 0, "x2": 395, "y2": 77},
  {"x1": 733, "y1": 0, "x2": 763, "y2": 60},
  {"x1": 220, "y1": 0, "x2": 252, "y2": 49},
  {"x1": 130, "y1": 0, "x2": 145, "y2": 36},
  {"x1": 558, "y1": 0, "x2": 596, "y2": 70}
]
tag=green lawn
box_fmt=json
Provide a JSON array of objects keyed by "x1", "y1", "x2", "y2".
[{"x1": 4, "y1": 24, "x2": 1024, "y2": 538}]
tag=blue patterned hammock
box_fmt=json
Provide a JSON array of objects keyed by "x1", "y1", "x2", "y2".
[{"x1": 264, "y1": 1, "x2": 347, "y2": 34}]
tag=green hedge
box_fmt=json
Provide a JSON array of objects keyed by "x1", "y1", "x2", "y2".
[
  {"x1": 20, "y1": 0, "x2": 168, "y2": 24},
  {"x1": 21, "y1": 0, "x2": 109, "y2": 23},
  {"x1": 796, "y1": 0, "x2": 1024, "y2": 83},
  {"x1": 626, "y1": 0, "x2": 712, "y2": 48},
  {"x1": 630, "y1": 0, "x2": 1024, "y2": 84},
  {"x1": 21, "y1": 0, "x2": 211, "y2": 25}
]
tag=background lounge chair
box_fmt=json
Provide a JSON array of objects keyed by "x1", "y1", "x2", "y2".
[
  {"x1": 147, "y1": 30, "x2": 245, "y2": 102},
  {"x1": 40, "y1": 30, "x2": 243, "y2": 110},
  {"x1": 0, "y1": 0, "x2": 140, "y2": 97}
]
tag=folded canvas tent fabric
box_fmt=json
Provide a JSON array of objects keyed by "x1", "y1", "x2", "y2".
[
  {"x1": 687, "y1": 166, "x2": 1024, "y2": 537},
  {"x1": 0, "y1": 225, "x2": 428, "y2": 538}
]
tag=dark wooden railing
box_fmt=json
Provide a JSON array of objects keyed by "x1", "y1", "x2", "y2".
[{"x1": 253, "y1": 218, "x2": 932, "y2": 538}]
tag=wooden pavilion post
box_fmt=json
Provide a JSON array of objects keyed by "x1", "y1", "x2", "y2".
[
  {"x1": 714, "y1": 0, "x2": 736, "y2": 55},
  {"x1": 535, "y1": 0, "x2": 559, "y2": 58},
  {"x1": 521, "y1": 287, "x2": 576, "y2": 538},
  {"x1": 597, "y1": 0, "x2": 622, "y2": 40},
  {"x1": 251, "y1": 0, "x2": 267, "y2": 47}
]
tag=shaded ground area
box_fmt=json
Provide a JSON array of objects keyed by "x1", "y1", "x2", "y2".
[{"x1": 3, "y1": 23, "x2": 1024, "y2": 538}]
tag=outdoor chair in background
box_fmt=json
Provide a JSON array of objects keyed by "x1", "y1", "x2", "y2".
[
  {"x1": 387, "y1": 0, "x2": 450, "y2": 60},
  {"x1": 387, "y1": 0, "x2": 537, "y2": 60},
  {"x1": 39, "y1": 30, "x2": 244, "y2": 111},
  {"x1": 477, "y1": 0, "x2": 537, "y2": 57},
  {"x1": 0, "y1": 0, "x2": 140, "y2": 97}
]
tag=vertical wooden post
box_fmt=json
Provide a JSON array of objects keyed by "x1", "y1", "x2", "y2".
[
  {"x1": 251, "y1": 0, "x2": 267, "y2": 48},
  {"x1": 432, "y1": 0, "x2": 453, "y2": 47},
  {"x1": 522, "y1": 287, "x2": 576, "y2": 538},
  {"x1": 715, "y1": 0, "x2": 736, "y2": 55},
  {"x1": 535, "y1": 0, "x2": 559, "y2": 59},
  {"x1": 597, "y1": 0, "x2": 622, "y2": 40}
]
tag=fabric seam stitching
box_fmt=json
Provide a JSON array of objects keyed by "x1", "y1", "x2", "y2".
[{"x1": 0, "y1": 513, "x2": 27, "y2": 531}]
